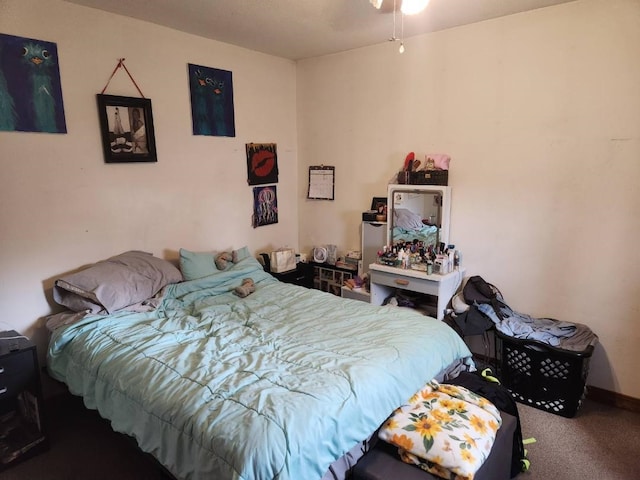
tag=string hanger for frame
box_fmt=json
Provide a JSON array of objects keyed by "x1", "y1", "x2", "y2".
[{"x1": 101, "y1": 58, "x2": 145, "y2": 98}]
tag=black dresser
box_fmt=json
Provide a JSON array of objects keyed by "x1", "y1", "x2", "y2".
[{"x1": 0, "y1": 330, "x2": 48, "y2": 470}]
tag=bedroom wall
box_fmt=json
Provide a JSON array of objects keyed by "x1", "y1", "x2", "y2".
[
  {"x1": 2, "y1": 0, "x2": 638, "y2": 402},
  {"x1": 297, "y1": 0, "x2": 640, "y2": 399},
  {"x1": 0, "y1": 0, "x2": 298, "y2": 354}
]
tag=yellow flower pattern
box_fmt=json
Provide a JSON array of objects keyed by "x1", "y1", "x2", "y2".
[
  {"x1": 384, "y1": 417, "x2": 399, "y2": 430},
  {"x1": 470, "y1": 415, "x2": 487, "y2": 434},
  {"x1": 460, "y1": 449, "x2": 476, "y2": 464},
  {"x1": 463, "y1": 433, "x2": 477, "y2": 447},
  {"x1": 379, "y1": 380, "x2": 502, "y2": 480},
  {"x1": 391, "y1": 433, "x2": 414, "y2": 451},
  {"x1": 431, "y1": 409, "x2": 453, "y2": 423},
  {"x1": 414, "y1": 416, "x2": 442, "y2": 437}
]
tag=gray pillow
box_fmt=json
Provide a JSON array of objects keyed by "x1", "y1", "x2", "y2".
[
  {"x1": 53, "y1": 251, "x2": 183, "y2": 314},
  {"x1": 393, "y1": 208, "x2": 424, "y2": 229}
]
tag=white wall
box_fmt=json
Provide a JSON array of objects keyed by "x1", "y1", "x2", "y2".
[
  {"x1": 0, "y1": 0, "x2": 298, "y2": 353},
  {"x1": 298, "y1": 0, "x2": 640, "y2": 398},
  {"x1": 1, "y1": 0, "x2": 638, "y2": 401}
]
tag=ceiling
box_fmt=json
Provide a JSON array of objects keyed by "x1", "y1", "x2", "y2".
[{"x1": 64, "y1": 0, "x2": 577, "y2": 60}]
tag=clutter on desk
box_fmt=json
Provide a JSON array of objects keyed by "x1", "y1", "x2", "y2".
[
  {"x1": 343, "y1": 272, "x2": 369, "y2": 291},
  {"x1": 268, "y1": 248, "x2": 296, "y2": 273},
  {"x1": 326, "y1": 244, "x2": 338, "y2": 265},
  {"x1": 344, "y1": 250, "x2": 361, "y2": 268},
  {"x1": 312, "y1": 245, "x2": 358, "y2": 271},
  {"x1": 396, "y1": 151, "x2": 450, "y2": 186},
  {"x1": 377, "y1": 240, "x2": 461, "y2": 275},
  {"x1": 363, "y1": 196, "x2": 388, "y2": 221},
  {"x1": 381, "y1": 289, "x2": 437, "y2": 316},
  {"x1": 312, "y1": 244, "x2": 339, "y2": 265},
  {"x1": 362, "y1": 210, "x2": 378, "y2": 221}
]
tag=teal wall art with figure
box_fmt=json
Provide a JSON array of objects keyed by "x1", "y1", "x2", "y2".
[
  {"x1": 0, "y1": 33, "x2": 67, "y2": 133},
  {"x1": 188, "y1": 63, "x2": 235, "y2": 137}
]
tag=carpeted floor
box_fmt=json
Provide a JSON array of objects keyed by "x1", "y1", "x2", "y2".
[
  {"x1": 2, "y1": 393, "x2": 169, "y2": 480},
  {"x1": 518, "y1": 398, "x2": 640, "y2": 479},
  {"x1": 3, "y1": 391, "x2": 640, "y2": 480}
]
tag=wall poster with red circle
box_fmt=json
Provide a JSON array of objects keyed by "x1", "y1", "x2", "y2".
[{"x1": 246, "y1": 143, "x2": 278, "y2": 185}]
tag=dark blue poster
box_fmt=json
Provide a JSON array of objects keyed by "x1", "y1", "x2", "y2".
[
  {"x1": 188, "y1": 63, "x2": 235, "y2": 137},
  {"x1": 0, "y1": 33, "x2": 67, "y2": 133}
]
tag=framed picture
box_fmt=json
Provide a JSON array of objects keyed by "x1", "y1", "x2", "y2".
[
  {"x1": 96, "y1": 94, "x2": 157, "y2": 163},
  {"x1": 371, "y1": 197, "x2": 387, "y2": 214}
]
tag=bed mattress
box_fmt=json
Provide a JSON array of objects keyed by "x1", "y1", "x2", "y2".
[{"x1": 47, "y1": 256, "x2": 472, "y2": 480}]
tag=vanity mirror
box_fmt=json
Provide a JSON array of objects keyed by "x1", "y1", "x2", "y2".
[{"x1": 386, "y1": 184, "x2": 451, "y2": 252}]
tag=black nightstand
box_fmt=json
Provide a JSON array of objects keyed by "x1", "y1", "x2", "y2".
[
  {"x1": 270, "y1": 262, "x2": 314, "y2": 288},
  {"x1": 0, "y1": 331, "x2": 48, "y2": 471}
]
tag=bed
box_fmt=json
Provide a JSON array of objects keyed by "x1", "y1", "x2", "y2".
[
  {"x1": 392, "y1": 225, "x2": 438, "y2": 246},
  {"x1": 46, "y1": 250, "x2": 474, "y2": 480},
  {"x1": 391, "y1": 208, "x2": 439, "y2": 247}
]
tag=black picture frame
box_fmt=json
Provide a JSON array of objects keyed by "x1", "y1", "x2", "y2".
[
  {"x1": 96, "y1": 94, "x2": 157, "y2": 163},
  {"x1": 371, "y1": 197, "x2": 387, "y2": 213}
]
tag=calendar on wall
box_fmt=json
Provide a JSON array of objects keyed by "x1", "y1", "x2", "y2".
[{"x1": 307, "y1": 165, "x2": 335, "y2": 200}]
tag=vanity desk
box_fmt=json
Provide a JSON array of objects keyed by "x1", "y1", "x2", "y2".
[
  {"x1": 369, "y1": 263, "x2": 465, "y2": 320},
  {"x1": 372, "y1": 183, "x2": 462, "y2": 320}
]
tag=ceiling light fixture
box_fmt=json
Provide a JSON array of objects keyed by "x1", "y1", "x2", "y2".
[
  {"x1": 398, "y1": 6, "x2": 405, "y2": 53},
  {"x1": 400, "y1": 0, "x2": 430, "y2": 16},
  {"x1": 374, "y1": 0, "x2": 430, "y2": 53},
  {"x1": 370, "y1": 0, "x2": 430, "y2": 15},
  {"x1": 388, "y1": 0, "x2": 406, "y2": 54}
]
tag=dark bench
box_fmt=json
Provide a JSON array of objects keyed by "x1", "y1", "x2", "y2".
[{"x1": 352, "y1": 411, "x2": 517, "y2": 480}]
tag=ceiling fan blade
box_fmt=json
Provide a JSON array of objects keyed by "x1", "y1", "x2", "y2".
[{"x1": 376, "y1": 1, "x2": 400, "y2": 14}]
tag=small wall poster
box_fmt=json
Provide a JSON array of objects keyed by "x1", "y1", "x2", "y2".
[
  {"x1": 252, "y1": 185, "x2": 278, "y2": 228},
  {"x1": 0, "y1": 33, "x2": 67, "y2": 133},
  {"x1": 246, "y1": 143, "x2": 278, "y2": 185},
  {"x1": 188, "y1": 63, "x2": 235, "y2": 137}
]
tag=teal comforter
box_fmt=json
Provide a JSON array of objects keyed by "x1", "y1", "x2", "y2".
[{"x1": 48, "y1": 257, "x2": 472, "y2": 480}]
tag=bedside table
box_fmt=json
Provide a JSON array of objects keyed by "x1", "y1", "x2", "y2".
[
  {"x1": 0, "y1": 330, "x2": 48, "y2": 471},
  {"x1": 270, "y1": 262, "x2": 314, "y2": 288}
]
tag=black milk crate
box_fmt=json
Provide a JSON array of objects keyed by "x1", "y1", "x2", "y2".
[{"x1": 496, "y1": 330, "x2": 595, "y2": 418}]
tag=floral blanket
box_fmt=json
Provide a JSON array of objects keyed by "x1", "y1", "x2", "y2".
[{"x1": 379, "y1": 381, "x2": 502, "y2": 480}]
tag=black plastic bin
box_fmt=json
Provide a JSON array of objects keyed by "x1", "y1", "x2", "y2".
[{"x1": 496, "y1": 330, "x2": 595, "y2": 418}]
